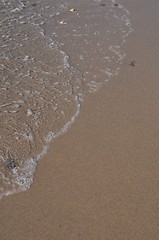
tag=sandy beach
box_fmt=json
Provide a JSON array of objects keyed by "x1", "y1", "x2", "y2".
[{"x1": 1, "y1": 0, "x2": 159, "y2": 239}]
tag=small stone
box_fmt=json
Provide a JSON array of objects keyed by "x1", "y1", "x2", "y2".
[
  {"x1": 27, "y1": 109, "x2": 33, "y2": 116},
  {"x1": 59, "y1": 20, "x2": 67, "y2": 24},
  {"x1": 129, "y1": 61, "x2": 135, "y2": 67},
  {"x1": 14, "y1": 104, "x2": 21, "y2": 108},
  {"x1": 70, "y1": 8, "x2": 76, "y2": 12},
  {"x1": 9, "y1": 110, "x2": 18, "y2": 113},
  {"x1": 114, "y1": 4, "x2": 119, "y2": 7},
  {"x1": 100, "y1": 3, "x2": 106, "y2": 6},
  {"x1": 23, "y1": 55, "x2": 30, "y2": 61},
  {"x1": 7, "y1": 160, "x2": 19, "y2": 170}
]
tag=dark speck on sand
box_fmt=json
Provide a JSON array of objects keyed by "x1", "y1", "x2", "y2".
[
  {"x1": 100, "y1": 3, "x2": 106, "y2": 7},
  {"x1": 129, "y1": 61, "x2": 136, "y2": 67},
  {"x1": 7, "y1": 159, "x2": 19, "y2": 170}
]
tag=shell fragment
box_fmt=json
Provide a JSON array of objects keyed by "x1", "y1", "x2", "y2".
[
  {"x1": 59, "y1": 20, "x2": 67, "y2": 24},
  {"x1": 70, "y1": 8, "x2": 76, "y2": 12}
]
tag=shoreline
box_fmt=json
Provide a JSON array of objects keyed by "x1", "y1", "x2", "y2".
[{"x1": 0, "y1": 0, "x2": 131, "y2": 198}]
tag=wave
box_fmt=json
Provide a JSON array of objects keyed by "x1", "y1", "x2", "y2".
[{"x1": 0, "y1": 0, "x2": 133, "y2": 198}]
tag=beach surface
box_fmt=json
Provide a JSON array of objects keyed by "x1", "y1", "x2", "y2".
[{"x1": 1, "y1": 0, "x2": 159, "y2": 239}]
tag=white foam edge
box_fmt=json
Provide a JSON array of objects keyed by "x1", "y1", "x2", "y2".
[{"x1": 0, "y1": 97, "x2": 81, "y2": 199}]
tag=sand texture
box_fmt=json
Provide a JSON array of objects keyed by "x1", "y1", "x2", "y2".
[{"x1": 1, "y1": 0, "x2": 159, "y2": 239}]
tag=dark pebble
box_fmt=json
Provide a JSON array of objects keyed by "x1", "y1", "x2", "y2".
[
  {"x1": 114, "y1": 4, "x2": 119, "y2": 7},
  {"x1": 100, "y1": 3, "x2": 106, "y2": 6},
  {"x1": 7, "y1": 160, "x2": 19, "y2": 169},
  {"x1": 32, "y1": 3, "x2": 37, "y2": 7},
  {"x1": 129, "y1": 61, "x2": 135, "y2": 67}
]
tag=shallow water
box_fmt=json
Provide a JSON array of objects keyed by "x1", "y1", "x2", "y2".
[{"x1": 0, "y1": 0, "x2": 132, "y2": 198}]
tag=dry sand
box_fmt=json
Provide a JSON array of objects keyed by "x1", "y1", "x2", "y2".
[{"x1": 1, "y1": 0, "x2": 159, "y2": 239}]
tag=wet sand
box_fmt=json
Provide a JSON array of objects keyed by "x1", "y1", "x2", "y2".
[{"x1": 1, "y1": 0, "x2": 159, "y2": 239}]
